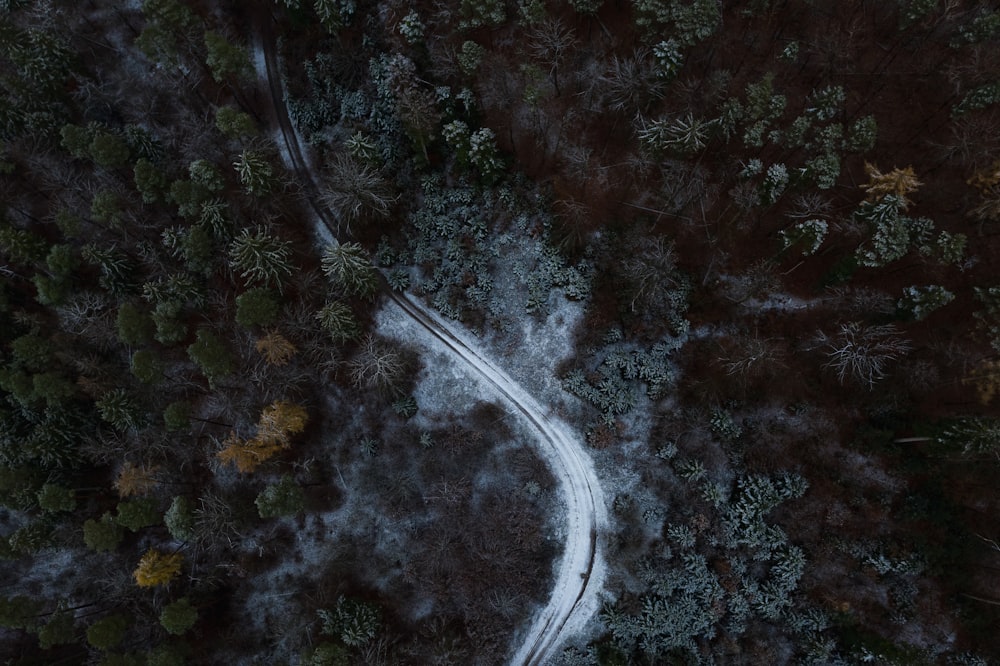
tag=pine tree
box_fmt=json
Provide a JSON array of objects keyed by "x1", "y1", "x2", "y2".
[
  {"x1": 318, "y1": 596, "x2": 381, "y2": 647},
  {"x1": 233, "y1": 150, "x2": 274, "y2": 195},
  {"x1": 37, "y1": 609, "x2": 76, "y2": 649},
  {"x1": 315, "y1": 301, "x2": 360, "y2": 342},
  {"x1": 228, "y1": 227, "x2": 293, "y2": 291},
  {"x1": 162, "y1": 401, "x2": 192, "y2": 432},
  {"x1": 131, "y1": 349, "x2": 165, "y2": 384},
  {"x1": 96, "y1": 388, "x2": 145, "y2": 431},
  {"x1": 88, "y1": 131, "x2": 131, "y2": 169},
  {"x1": 117, "y1": 302, "x2": 154, "y2": 346},
  {"x1": 321, "y1": 242, "x2": 379, "y2": 299},
  {"x1": 215, "y1": 106, "x2": 257, "y2": 139}
]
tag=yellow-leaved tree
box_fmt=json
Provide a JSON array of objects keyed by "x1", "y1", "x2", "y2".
[
  {"x1": 965, "y1": 359, "x2": 1000, "y2": 405},
  {"x1": 862, "y1": 162, "x2": 922, "y2": 206},
  {"x1": 257, "y1": 400, "x2": 308, "y2": 445},
  {"x1": 216, "y1": 401, "x2": 308, "y2": 473},
  {"x1": 968, "y1": 161, "x2": 1000, "y2": 222},
  {"x1": 134, "y1": 549, "x2": 183, "y2": 587}
]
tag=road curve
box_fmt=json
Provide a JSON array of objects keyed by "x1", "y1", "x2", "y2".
[{"x1": 254, "y1": 19, "x2": 606, "y2": 665}]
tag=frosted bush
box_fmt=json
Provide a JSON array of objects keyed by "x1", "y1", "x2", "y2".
[{"x1": 780, "y1": 219, "x2": 828, "y2": 256}]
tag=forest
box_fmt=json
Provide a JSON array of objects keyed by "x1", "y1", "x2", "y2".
[{"x1": 1, "y1": 0, "x2": 1000, "y2": 664}]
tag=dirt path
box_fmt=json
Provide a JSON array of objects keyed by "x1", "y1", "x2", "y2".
[{"x1": 254, "y1": 20, "x2": 606, "y2": 665}]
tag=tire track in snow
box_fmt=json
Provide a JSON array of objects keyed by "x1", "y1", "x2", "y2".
[{"x1": 254, "y1": 19, "x2": 606, "y2": 664}]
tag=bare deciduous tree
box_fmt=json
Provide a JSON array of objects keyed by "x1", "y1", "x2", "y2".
[
  {"x1": 348, "y1": 335, "x2": 407, "y2": 395},
  {"x1": 813, "y1": 322, "x2": 912, "y2": 388},
  {"x1": 319, "y1": 155, "x2": 395, "y2": 236}
]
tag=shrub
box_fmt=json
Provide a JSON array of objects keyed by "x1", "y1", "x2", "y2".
[
  {"x1": 318, "y1": 596, "x2": 381, "y2": 647},
  {"x1": 780, "y1": 219, "x2": 828, "y2": 256},
  {"x1": 897, "y1": 285, "x2": 954, "y2": 321}
]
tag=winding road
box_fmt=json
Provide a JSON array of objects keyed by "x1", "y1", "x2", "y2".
[{"x1": 254, "y1": 20, "x2": 606, "y2": 665}]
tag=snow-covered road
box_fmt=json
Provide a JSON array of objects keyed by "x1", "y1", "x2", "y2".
[{"x1": 255, "y1": 19, "x2": 606, "y2": 664}]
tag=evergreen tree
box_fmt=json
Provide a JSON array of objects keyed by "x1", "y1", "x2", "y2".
[
  {"x1": 134, "y1": 158, "x2": 168, "y2": 204},
  {"x1": 233, "y1": 150, "x2": 274, "y2": 195},
  {"x1": 315, "y1": 301, "x2": 360, "y2": 342},
  {"x1": 96, "y1": 389, "x2": 145, "y2": 431},
  {"x1": 215, "y1": 106, "x2": 257, "y2": 139},
  {"x1": 37, "y1": 609, "x2": 76, "y2": 649},
  {"x1": 83, "y1": 513, "x2": 124, "y2": 552},
  {"x1": 87, "y1": 614, "x2": 129, "y2": 650},
  {"x1": 131, "y1": 349, "x2": 164, "y2": 384},
  {"x1": 164, "y1": 496, "x2": 195, "y2": 541},
  {"x1": 228, "y1": 227, "x2": 293, "y2": 291},
  {"x1": 255, "y1": 474, "x2": 305, "y2": 518},
  {"x1": 89, "y1": 131, "x2": 131, "y2": 169},
  {"x1": 203, "y1": 31, "x2": 251, "y2": 83},
  {"x1": 36, "y1": 483, "x2": 75, "y2": 512},
  {"x1": 117, "y1": 302, "x2": 155, "y2": 346},
  {"x1": 115, "y1": 498, "x2": 160, "y2": 531},
  {"x1": 159, "y1": 598, "x2": 197, "y2": 635},
  {"x1": 235, "y1": 288, "x2": 279, "y2": 328},
  {"x1": 163, "y1": 401, "x2": 192, "y2": 432},
  {"x1": 320, "y1": 242, "x2": 379, "y2": 299},
  {"x1": 187, "y1": 329, "x2": 235, "y2": 385}
]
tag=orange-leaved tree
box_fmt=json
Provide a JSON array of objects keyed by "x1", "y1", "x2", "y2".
[
  {"x1": 134, "y1": 549, "x2": 183, "y2": 587},
  {"x1": 114, "y1": 461, "x2": 160, "y2": 497},
  {"x1": 216, "y1": 401, "x2": 308, "y2": 473},
  {"x1": 255, "y1": 331, "x2": 297, "y2": 366},
  {"x1": 862, "y1": 162, "x2": 922, "y2": 206}
]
